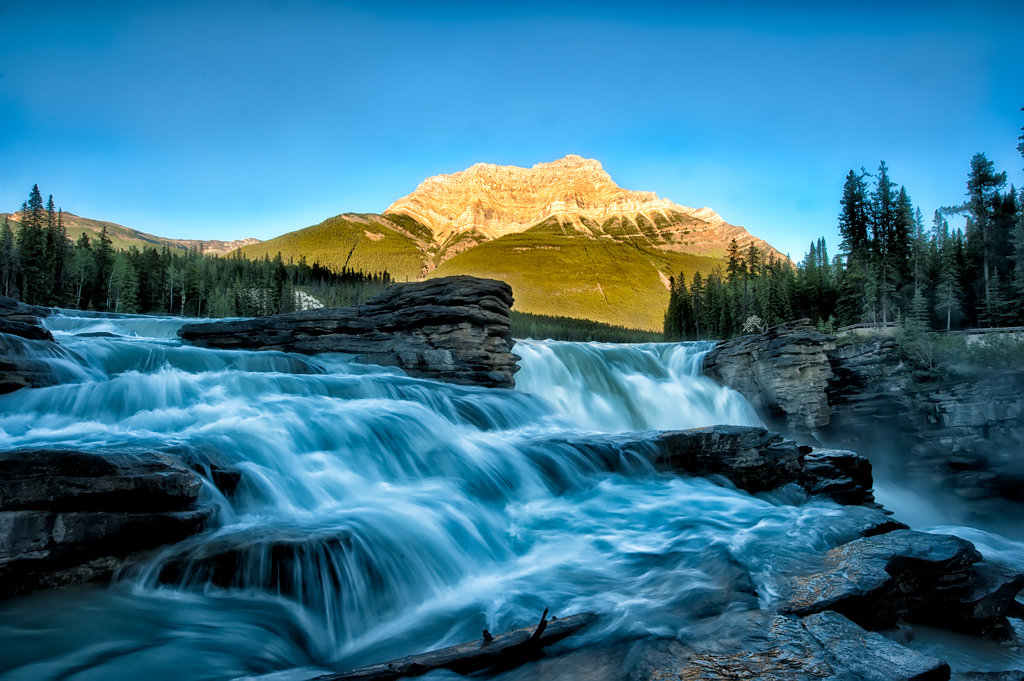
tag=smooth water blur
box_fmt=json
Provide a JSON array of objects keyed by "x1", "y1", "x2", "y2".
[
  {"x1": 514, "y1": 340, "x2": 761, "y2": 432},
  {"x1": 0, "y1": 311, "x2": 1017, "y2": 680}
]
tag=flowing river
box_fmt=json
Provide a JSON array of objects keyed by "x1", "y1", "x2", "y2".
[{"x1": 0, "y1": 311, "x2": 1021, "y2": 680}]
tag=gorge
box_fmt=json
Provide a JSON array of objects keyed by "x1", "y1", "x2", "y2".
[{"x1": 0, "y1": 282, "x2": 1022, "y2": 680}]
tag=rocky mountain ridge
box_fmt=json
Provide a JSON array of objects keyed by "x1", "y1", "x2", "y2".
[{"x1": 385, "y1": 155, "x2": 782, "y2": 261}]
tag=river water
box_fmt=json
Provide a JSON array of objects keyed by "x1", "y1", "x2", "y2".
[{"x1": 0, "y1": 311, "x2": 1021, "y2": 680}]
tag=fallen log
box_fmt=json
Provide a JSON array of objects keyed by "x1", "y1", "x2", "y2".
[{"x1": 316, "y1": 611, "x2": 597, "y2": 681}]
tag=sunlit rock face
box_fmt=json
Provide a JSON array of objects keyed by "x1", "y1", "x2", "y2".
[{"x1": 385, "y1": 155, "x2": 782, "y2": 259}]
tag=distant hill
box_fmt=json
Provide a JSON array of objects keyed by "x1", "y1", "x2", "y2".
[
  {"x1": 1, "y1": 211, "x2": 258, "y2": 255},
  {"x1": 235, "y1": 213, "x2": 429, "y2": 281}
]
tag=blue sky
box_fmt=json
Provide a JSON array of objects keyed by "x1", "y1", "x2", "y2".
[{"x1": 2, "y1": 1, "x2": 1022, "y2": 260}]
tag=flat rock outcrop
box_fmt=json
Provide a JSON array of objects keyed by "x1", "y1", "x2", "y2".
[
  {"x1": 702, "y1": 319, "x2": 836, "y2": 434},
  {"x1": 0, "y1": 448, "x2": 212, "y2": 597},
  {"x1": 179, "y1": 276, "x2": 521, "y2": 389},
  {"x1": 703, "y1": 325, "x2": 1024, "y2": 515}
]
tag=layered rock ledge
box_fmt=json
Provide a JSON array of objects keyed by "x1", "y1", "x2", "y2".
[
  {"x1": 703, "y1": 319, "x2": 835, "y2": 433},
  {"x1": 703, "y1": 319, "x2": 1024, "y2": 516},
  {"x1": 179, "y1": 276, "x2": 521, "y2": 389},
  {"x1": 0, "y1": 448, "x2": 212, "y2": 597}
]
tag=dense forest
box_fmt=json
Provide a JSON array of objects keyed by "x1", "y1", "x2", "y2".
[
  {"x1": 510, "y1": 311, "x2": 662, "y2": 343},
  {"x1": 664, "y1": 127, "x2": 1024, "y2": 340},
  {"x1": 1, "y1": 186, "x2": 390, "y2": 317}
]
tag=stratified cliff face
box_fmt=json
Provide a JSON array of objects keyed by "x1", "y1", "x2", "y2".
[{"x1": 385, "y1": 155, "x2": 782, "y2": 260}]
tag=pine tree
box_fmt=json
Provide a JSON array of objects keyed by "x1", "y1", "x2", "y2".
[
  {"x1": 934, "y1": 225, "x2": 962, "y2": 331},
  {"x1": 1, "y1": 217, "x2": 18, "y2": 299},
  {"x1": 945, "y1": 153, "x2": 1007, "y2": 312},
  {"x1": 691, "y1": 270, "x2": 704, "y2": 339},
  {"x1": 94, "y1": 225, "x2": 115, "y2": 310},
  {"x1": 16, "y1": 186, "x2": 47, "y2": 304}
]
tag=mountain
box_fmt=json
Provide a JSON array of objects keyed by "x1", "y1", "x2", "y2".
[
  {"x1": 240, "y1": 155, "x2": 785, "y2": 331},
  {"x1": 385, "y1": 155, "x2": 781, "y2": 262},
  {"x1": 1, "y1": 211, "x2": 259, "y2": 256}
]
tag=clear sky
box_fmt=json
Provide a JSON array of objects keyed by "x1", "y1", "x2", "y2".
[{"x1": 2, "y1": 1, "x2": 1022, "y2": 260}]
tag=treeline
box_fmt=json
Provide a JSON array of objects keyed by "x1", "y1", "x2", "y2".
[
  {"x1": 510, "y1": 310, "x2": 662, "y2": 343},
  {"x1": 1, "y1": 185, "x2": 391, "y2": 316},
  {"x1": 665, "y1": 143, "x2": 1024, "y2": 339}
]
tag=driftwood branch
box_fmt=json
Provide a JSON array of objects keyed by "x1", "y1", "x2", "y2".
[{"x1": 316, "y1": 611, "x2": 597, "y2": 681}]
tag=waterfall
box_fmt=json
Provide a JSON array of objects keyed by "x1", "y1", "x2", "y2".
[{"x1": 0, "y1": 310, "x2": 1019, "y2": 680}]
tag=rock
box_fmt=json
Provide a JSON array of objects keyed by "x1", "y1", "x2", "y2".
[
  {"x1": 0, "y1": 449, "x2": 203, "y2": 512},
  {"x1": 650, "y1": 426, "x2": 877, "y2": 506},
  {"x1": 0, "y1": 332, "x2": 91, "y2": 394},
  {"x1": 179, "y1": 276, "x2": 521, "y2": 389},
  {"x1": 703, "y1": 327, "x2": 1024, "y2": 516},
  {"x1": 632, "y1": 610, "x2": 950, "y2": 681},
  {"x1": 785, "y1": 529, "x2": 1023, "y2": 634},
  {"x1": 703, "y1": 319, "x2": 836, "y2": 434},
  {"x1": 0, "y1": 294, "x2": 53, "y2": 342},
  {"x1": 0, "y1": 448, "x2": 211, "y2": 597},
  {"x1": 152, "y1": 526, "x2": 352, "y2": 594}
]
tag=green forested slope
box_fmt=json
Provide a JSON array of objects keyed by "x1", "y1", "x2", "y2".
[
  {"x1": 236, "y1": 214, "x2": 428, "y2": 281},
  {"x1": 429, "y1": 221, "x2": 724, "y2": 331}
]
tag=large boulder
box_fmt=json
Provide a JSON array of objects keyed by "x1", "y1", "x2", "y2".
[
  {"x1": 784, "y1": 529, "x2": 1024, "y2": 635},
  {"x1": 703, "y1": 319, "x2": 835, "y2": 434},
  {"x1": 179, "y1": 276, "x2": 521, "y2": 389},
  {"x1": 0, "y1": 448, "x2": 212, "y2": 597}
]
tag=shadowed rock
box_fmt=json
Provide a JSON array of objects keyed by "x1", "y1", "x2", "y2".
[
  {"x1": 0, "y1": 294, "x2": 53, "y2": 342},
  {"x1": 0, "y1": 448, "x2": 211, "y2": 597},
  {"x1": 784, "y1": 529, "x2": 1024, "y2": 635},
  {"x1": 179, "y1": 276, "x2": 521, "y2": 389},
  {"x1": 703, "y1": 319, "x2": 835, "y2": 434}
]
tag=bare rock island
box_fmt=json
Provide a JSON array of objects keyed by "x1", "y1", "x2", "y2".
[{"x1": 179, "y1": 276, "x2": 521, "y2": 389}]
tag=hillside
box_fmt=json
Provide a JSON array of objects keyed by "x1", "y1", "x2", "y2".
[
  {"x1": 1, "y1": 211, "x2": 258, "y2": 255},
  {"x1": 430, "y1": 219, "x2": 723, "y2": 330},
  {"x1": 234, "y1": 213, "x2": 430, "y2": 281}
]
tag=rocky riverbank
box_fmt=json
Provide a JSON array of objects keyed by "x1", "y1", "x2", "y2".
[
  {"x1": 180, "y1": 275, "x2": 521, "y2": 389},
  {"x1": 704, "y1": 320, "x2": 1024, "y2": 521}
]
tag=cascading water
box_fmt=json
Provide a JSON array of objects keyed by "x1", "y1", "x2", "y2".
[{"x1": 1, "y1": 312, "x2": 1021, "y2": 680}]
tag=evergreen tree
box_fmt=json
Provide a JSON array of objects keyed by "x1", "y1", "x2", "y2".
[
  {"x1": 94, "y1": 225, "x2": 115, "y2": 310},
  {"x1": 934, "y1": 226, "x2": 963, "y2": 331},
  {"x1": 945, "y1": 153, "x2": 1007, "y2": 316},
  {"x1": 691, "y1": 270, "x2": 704, "y2": 339},
  {"x1": 68, "y1": 235, "x2": 96, "y2": 309},
  {"x1": 1, "y1": 217, "x2": 18, "y2": 299}
]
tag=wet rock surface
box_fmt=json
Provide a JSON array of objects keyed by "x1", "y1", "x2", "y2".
[
  {"x1": 0, "y1": 296, "x2": 69, "y2": 393},
  {"x1": 650, "y1": 425, "x2": 878, "y2": 507},
  {"x1": 0, "y1": 448, "x2": 212, "y2": 597},
  {"x1": 633, "y1": 610, "x2": 951, "y2": 681},
  {"x1": 179, "y1": 275, "x2": 521, "y2": 389}
]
